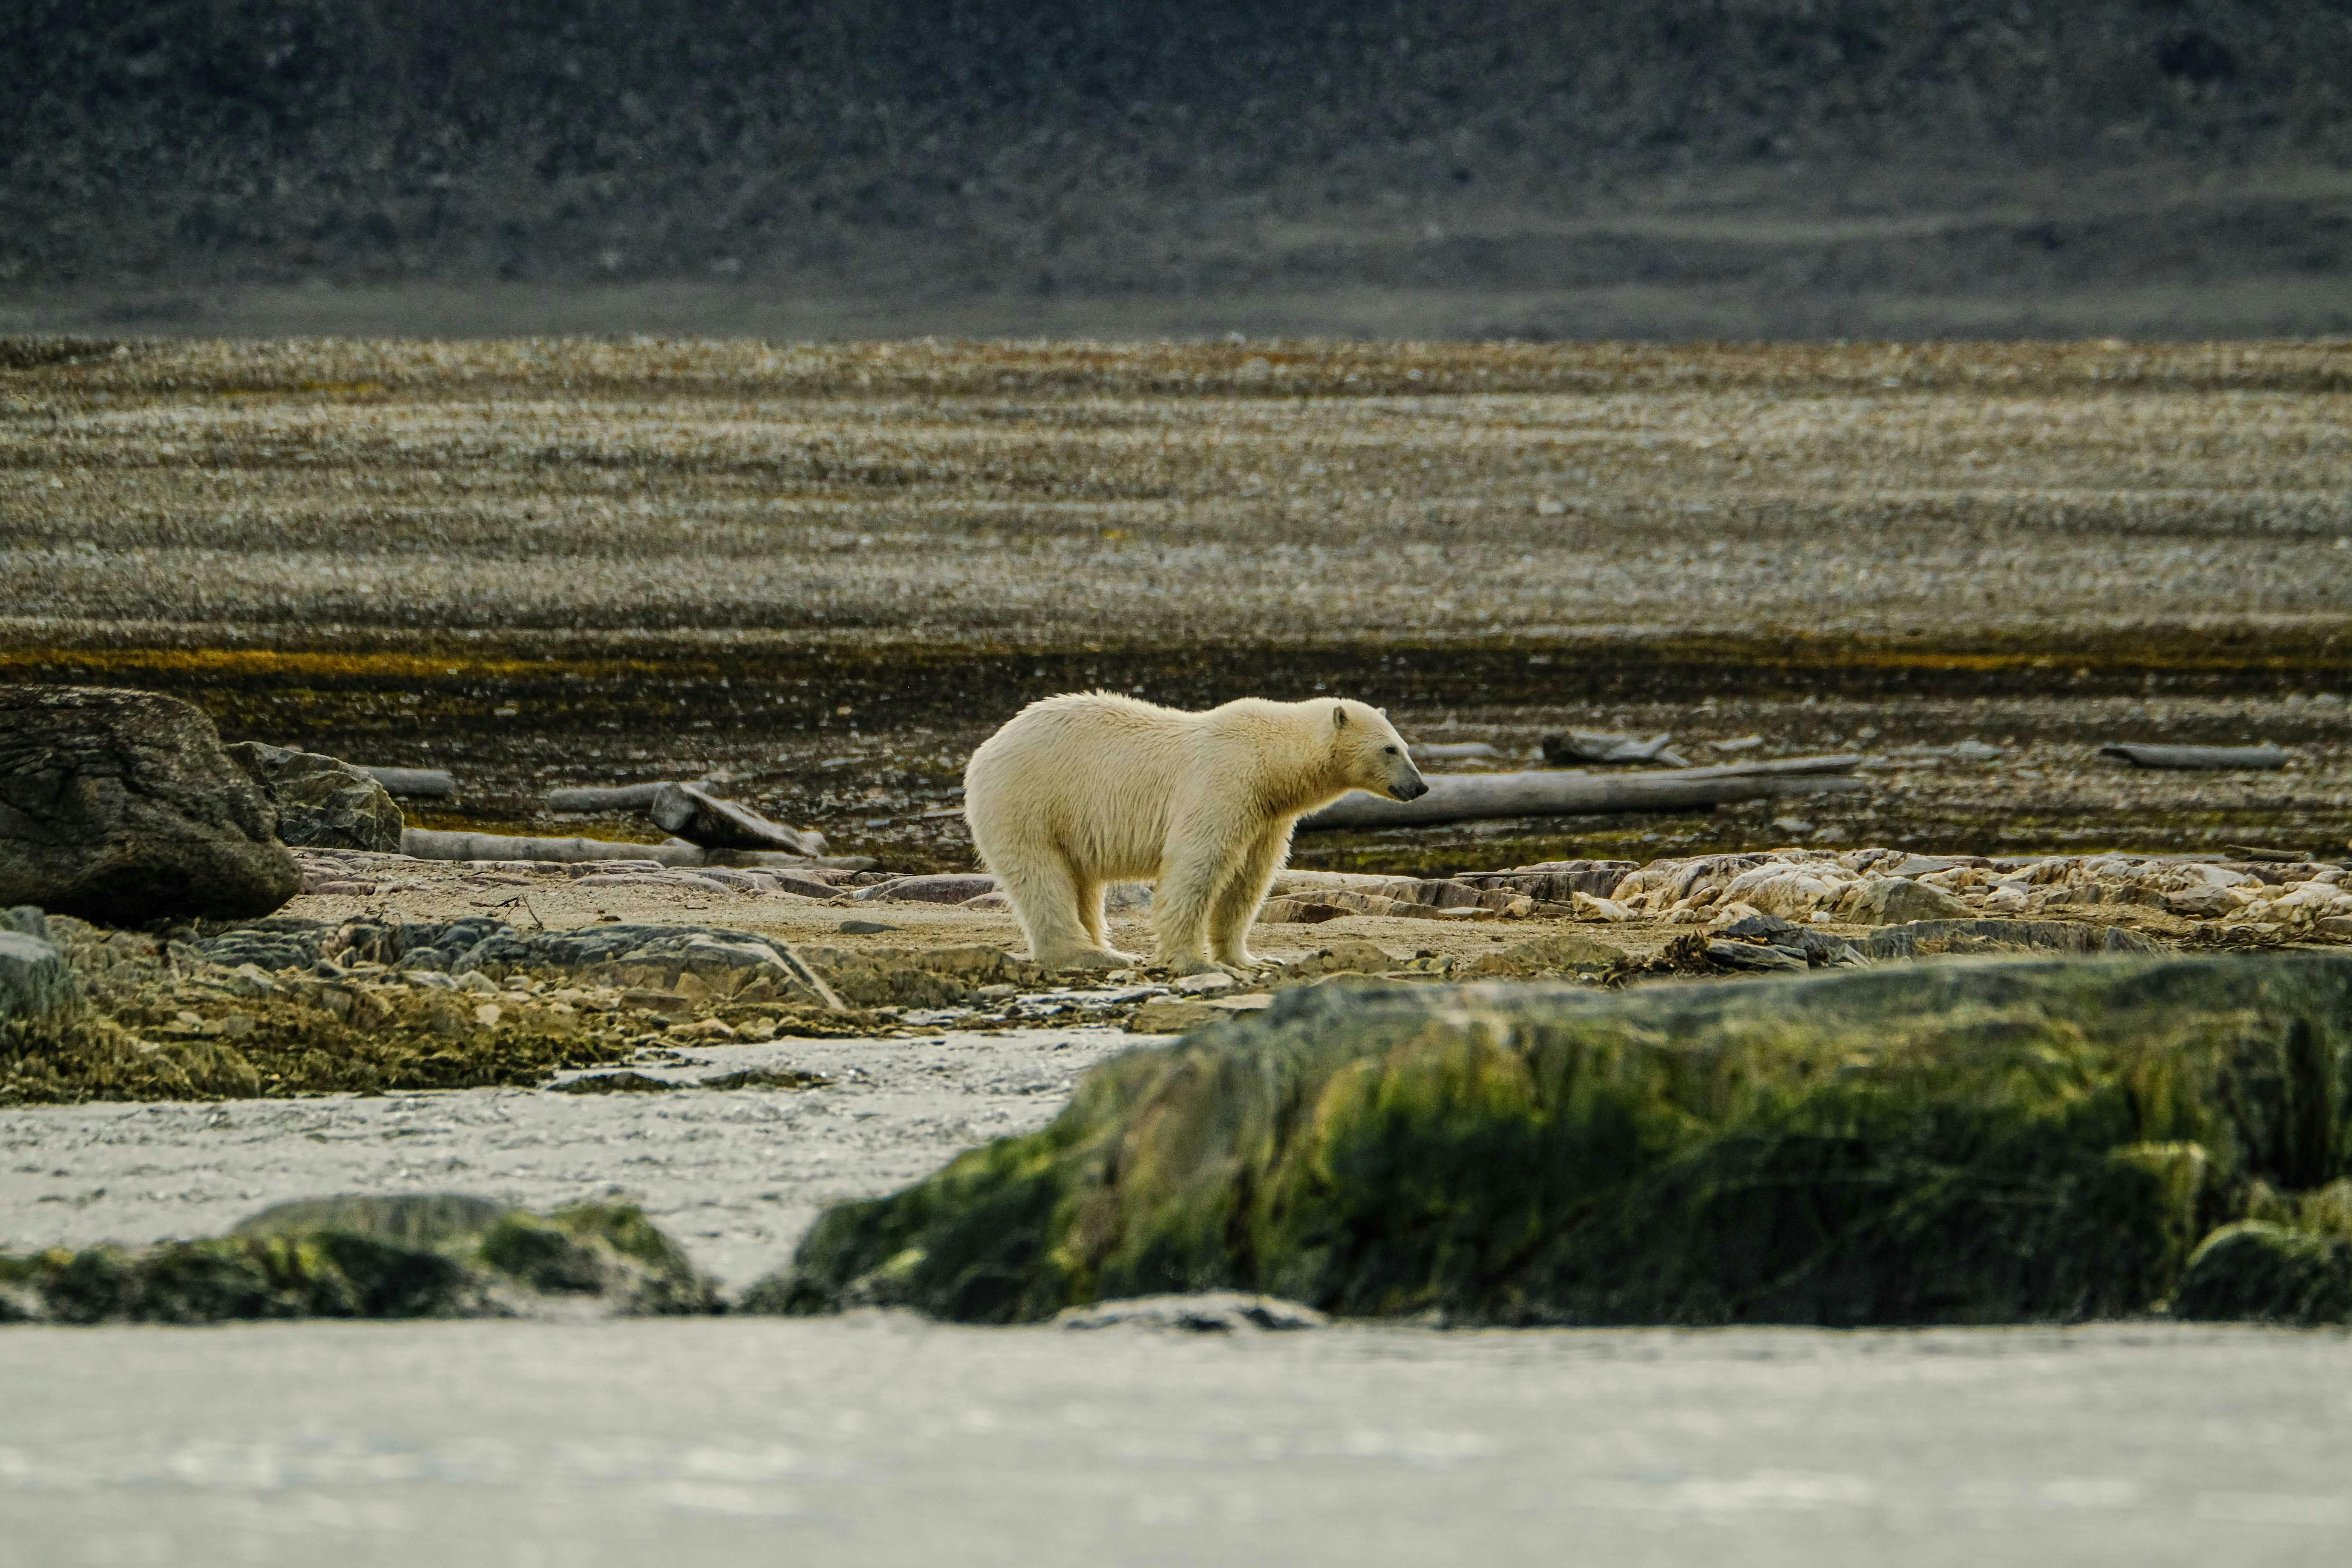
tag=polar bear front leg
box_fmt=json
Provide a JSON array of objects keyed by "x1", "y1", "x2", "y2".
[
  {"x1": 1207, "y1": 821, "x2": 1292, "y2": 970},
  {"x1": 1150, "y1": 827, "x2": 1240, "y2": 977}
]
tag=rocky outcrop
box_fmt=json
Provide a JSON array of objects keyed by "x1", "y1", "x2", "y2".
[
  {"x1": 0, "y1": 1194, "x2": 717, "y2": 1323},
  {"x1": 0, "y1": 687, "x2": 300, "y2": 923},
  {"x1": 224, "y1": 742, "x2": 406, "y2": 851},
  {"x1": 758, "y1": 953, "x2": 2352, "y2": 1327}
]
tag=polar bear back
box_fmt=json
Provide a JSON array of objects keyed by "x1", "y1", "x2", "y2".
[{"x1": 963, "y1": 692, "x2": 1208, "y2": 881}]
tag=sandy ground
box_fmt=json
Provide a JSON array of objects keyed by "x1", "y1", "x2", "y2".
[{"x1": 3, "y1": 1318, "x2": 2349, "y2": 1566}]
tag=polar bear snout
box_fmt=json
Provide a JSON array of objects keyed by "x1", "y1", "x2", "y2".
[{"x1": 1386, "y1": 761, "x2": 1430, "y2": 801}]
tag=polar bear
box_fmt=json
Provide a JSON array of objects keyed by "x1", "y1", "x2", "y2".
[{"x1": 963, "y1": 692, "x2": 1427, "y2": 976}]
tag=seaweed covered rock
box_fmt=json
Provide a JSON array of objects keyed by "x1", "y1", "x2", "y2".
[
  {"x1": 759, "y1": 954, "x2": 2352, "y2": 1327},
  {"x1": 0, "y1": 1193, "x2": 716, "y2": 1323},
  {"x1": 223, "y1": 741, "x2": 405, "y2": 851},
  {"x1": 2171, "y1": 1223, "x2": 2352, "y2": 1326},
  {"x1": 0, "y1": 686, "x2": 300, "y2": 923}
]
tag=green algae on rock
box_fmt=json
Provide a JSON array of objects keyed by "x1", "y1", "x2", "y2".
[
  {"x1": 0, "y1": 1194, "x2": 717, "y2": 1325},
  {"x1": 755, "y1": 954, "x2": 2352, "y2": 1327}
]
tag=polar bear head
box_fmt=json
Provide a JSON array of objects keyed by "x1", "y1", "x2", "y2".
[{"x1": 1328, "y1": 700, "x2": 1428, "y2": 801}]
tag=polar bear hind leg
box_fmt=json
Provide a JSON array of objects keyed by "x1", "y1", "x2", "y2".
[
  {"x1": 1076, "y1": 876, "x2": 1130, "y2": 958},
  {"x1": 997, "y1": 850, "x2": 1132, "y2": 972}
]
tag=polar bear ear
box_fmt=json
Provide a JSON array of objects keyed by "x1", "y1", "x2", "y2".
[{"x1": 1332, "y1": 705, "x2": 1348, "y2": 729}]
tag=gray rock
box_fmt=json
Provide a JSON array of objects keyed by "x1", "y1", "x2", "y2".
[
  {"x1": 1839, "y1": 876, "x2": 1972, "y2": 926},
  {"x1": 649, "y1": 782, "x2": 825, "y2": 855},
  {"x1": 0, "y1": 686, "x2": 300, "y2": 923},
  {"x1": 224, "y1": 742, "x2": 405, "y2": 851},
  {"x1": 1862, "y1": 920, "x2": 2164, "y2": 962},
  {"x1": 0, "y1": 928, "x2": 77, "y2": 1025},
  {"x1": 1055, "y1": 1293, "x2": 1328, "y2": 1333}
]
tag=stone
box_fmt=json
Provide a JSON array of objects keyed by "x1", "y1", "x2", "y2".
[
  {"x1": 1456, "y1": 931, "x2": 1626, "y2": 980},
  {"x1": 1129, "y1": 998, "x2": 1227, "y2": 1034},
  {"x1": 756, "y1": 953, "x2": 2352, "y2": 1326},
  {"x1": 0, "y1": 686, "x2": 302, "y2": 923},
  {"x1": 1055, "y1": 1293, "x2": 1326, "y2": 1332},
  {"x1": 649, "y1": 782, "x2": 824, "y2": 855},
  {"x1": 852, "y1": 874, "x2": 999, "y2": 904},
  {"x1": 0, "y1": 1194, "x2": 717, "y2": 1323},
  {"x1": 1860, "y1": 920, "x2": 2163, "y2": 962},
  {"x1": 840, "y1": 919, "x2": 902, "y2": 935},
  {"x1": 222, "y1": 742, "x2": 405, "y2": 851},
  {"x1": 1254, "y1": 897, "x2": 1348, "y2": 925},
  {"x1": 0, "y1": 918, "x2": 77, "y2": 1026},
  {"x1": 1837, "y1": 876, "x2": 1971, "y2": 925}
]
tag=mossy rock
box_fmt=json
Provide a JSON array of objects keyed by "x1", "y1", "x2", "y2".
[
  {"x1": 755, "y1": 954, "x2": 2352, "y2": 1327},
  {"x1": 0, "y1": 1193, "x2": 717, "y2": 1323},
  {"x1": 2171, "y1": 1222, "x2": 2352, "y2": 1326}
]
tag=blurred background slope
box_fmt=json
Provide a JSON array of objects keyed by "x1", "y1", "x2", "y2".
[{"x1": 4, "y1": 0, "x2": 2350, "y2": 337}]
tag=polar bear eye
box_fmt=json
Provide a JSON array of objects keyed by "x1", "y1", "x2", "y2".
[{"x1": 1383, "y1": 745, "x2": 1398, "y2": 755}]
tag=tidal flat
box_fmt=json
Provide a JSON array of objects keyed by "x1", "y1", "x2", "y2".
[{"x1": 3, "y1": 337, "x2": 2349, "y2": 869}]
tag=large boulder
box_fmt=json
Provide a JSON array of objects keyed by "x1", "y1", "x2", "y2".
[
  {"x1": 759, "y1": 953, "x2": 2352, "y2": 1327},
  {"x1": 224, "y1": 741, "x2": 405, "y2": 851},
  {"x1": 0, "y1": 687, "x2": 300, "y2": 923}
]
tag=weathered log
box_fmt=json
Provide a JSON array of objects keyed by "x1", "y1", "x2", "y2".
[
  {"x1": 400, "y1": 829, "x2": 705, "y2": 866},
  {"x1": 1299, "y1": 765, "x2": 1864, "y2": 831},
  {"x1": 649, "y1": 783, "x2": 827, "y2": 856},
  {"x1": 2098, "y1": 743, "x2": 2288, "y2": 771},
  {"x1": 358, "y1": 766, "x2": 457, "y2": 798}
]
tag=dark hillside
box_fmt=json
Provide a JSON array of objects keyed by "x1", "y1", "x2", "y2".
[{"x1": 5, "y1": 1, "x2": 2350, "y2": 334}]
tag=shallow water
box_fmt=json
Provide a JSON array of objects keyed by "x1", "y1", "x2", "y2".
[
  {"x1": 0, "y1": 1028, "x2": 1137, "y2": 1289},
  {"x1": 4, "y1": 1318, "x2": 2349, "y2": 1566}
]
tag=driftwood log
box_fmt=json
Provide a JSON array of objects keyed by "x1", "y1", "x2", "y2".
[
  {"x1": 358, "y1": 767, "x2": 457, "y2": 798},
  {"x1": 395, "y1": 830, "x2": 874, "y2": 870},
  {"x1": 400, "y1": 830, "x2": 707, "y2": 865},
  {"x1": 2098, "y1": 743, "x2": 2289, "y2": 771},
  {"x1": 1298, "y1": 755, "x2": 1865, "y2": 831}
]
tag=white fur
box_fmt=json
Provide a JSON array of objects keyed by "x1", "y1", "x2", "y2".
[{"x1": 963, "y1": 692, "x2": 1424, "y2": 975}]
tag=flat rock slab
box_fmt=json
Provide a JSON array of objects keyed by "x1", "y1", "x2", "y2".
[{"x1": 0, "y1": 686, "x2": 299, "y2": 923}]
